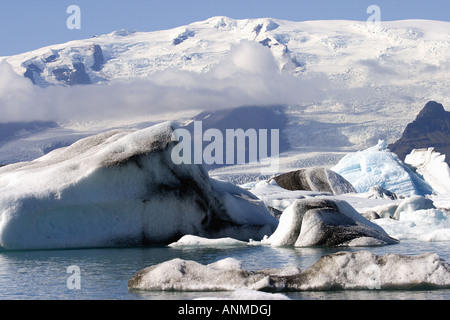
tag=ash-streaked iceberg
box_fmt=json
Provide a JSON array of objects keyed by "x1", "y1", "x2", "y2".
[
  {"x1": 0, "y1": 122, "x2": 277, "y2": 250},
  {"x1": 263, "y1": 198, "x2": 398, "y2": 247},
  {"x1": 272, "y1": 167, "x2": 356, "y2": 195},
  {"x1": 128, "y1": 251, "x2": 450, "y2": 292},
  {"x1": 332, "y1": 140, "x2": 433, "y2": 196}
]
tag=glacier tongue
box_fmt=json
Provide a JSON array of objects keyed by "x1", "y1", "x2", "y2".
[{"x1": 0, "y1": 122, "x2": 277, "y2": 250}]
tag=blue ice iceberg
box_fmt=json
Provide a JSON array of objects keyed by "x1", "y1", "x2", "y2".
[{"x1": 332, "y1": 140, "x2": 433, "y2": 196}]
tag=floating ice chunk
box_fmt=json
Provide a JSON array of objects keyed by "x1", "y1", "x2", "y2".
[
  {"x1": 292, "y1": 251, "x2": 450, "y2": 290},
  {"x1": 405, "y1": 148, "x2": 450, "y2": 195},
  {"x1": 272, "y1": 167, "x2": 357, "y2": 195},
  {"x1": 128, "y1": 257, "x2": 279, "y2": 292},
  {"x1": 264, "y1": 198, "x2": 398, "y2": 247},
  {"x1": 168, "y1": 235, "x2": 248, "y2": 247},
  {"x1": 129, "y1": 251, "x2": 450, "y2": 292},
  {"x1": 393, "y1": 195, "x2": 436, "y2": 220},
  {"x1": 373, "y1": 207, "x2": 450, "y2": 241},
  {"x1": 332, "y1": 141, "x2": 433, "y2": 196},
  {"x1": 418, "y1": 228, "x2": 450, "y2": 242}
]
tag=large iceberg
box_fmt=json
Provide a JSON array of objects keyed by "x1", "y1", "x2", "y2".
[
  {"x1": 0, "y1": 122, "x2": 277, "y2": 250},
  {"x1": 405, "y1": 148, "x2": 450, "y2": 195},
  {"x1": 332, "y1": 140, "x2": 433, "y2": 196},
  {"x1": 128, "y1": 251, "x2": 450, "y2": 292},
  {"x1": 263, "y1": 198, "x2": 398, "y2": 247}
]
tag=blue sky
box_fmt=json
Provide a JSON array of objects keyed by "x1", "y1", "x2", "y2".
[{"x1": 1, "y1": 0, "x2": 449, "y2": 56}]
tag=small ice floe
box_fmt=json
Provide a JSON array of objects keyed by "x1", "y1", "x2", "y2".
[
  {"x1": 129, "y1": 251, "x2": 450, "y2": 292},
  {"x1": 168, "y1": 235, "x2": 248, "y2": 247}
]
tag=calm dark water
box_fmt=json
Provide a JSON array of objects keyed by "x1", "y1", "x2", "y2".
[{"x1": 0, "y1": 240, "x2": 449, "y2": 300}]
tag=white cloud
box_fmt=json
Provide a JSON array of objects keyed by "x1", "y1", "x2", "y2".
[{"x1": 0, "y1": 41, "x2": 328, "y2": 123}]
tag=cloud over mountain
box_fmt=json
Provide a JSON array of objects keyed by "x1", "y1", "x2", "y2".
[{"x1": 0, "y1": 40, "x2": 326, "y2": 122}]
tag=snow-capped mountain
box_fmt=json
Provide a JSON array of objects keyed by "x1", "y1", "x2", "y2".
[
  {"x1": 3, "y1": 17, "x2": 450, "y2": 89},
  {"x1": 1, "y1": 16, "x2": 450, "y2": 174},
  {"x1": 389, "y1": 101, "x2": 450, "y2": 165}
]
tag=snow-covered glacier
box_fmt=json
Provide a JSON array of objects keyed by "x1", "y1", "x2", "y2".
[{"x1": 0, "y1": 122, "x2": 277, "y2": 250}]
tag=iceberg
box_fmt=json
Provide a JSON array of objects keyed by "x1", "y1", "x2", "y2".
[
  {"x1": 128, "y1": 251, "x2": 450, "y2": 292},
  {"x1": 128, "y1": 257, "x2": 298, "y2": 292},
  {"x1": 272, "y1": 167, "x2": 356, "y2": 195},
  {"x1": 292, "y1": 251, "x2": 450, "y2": 291},
  {"x1": 373, "y1": 202, "x2": 450, "y2": 242},
  {"x1": 332, "y1": 140, "x2": 433, "y2": 196},
  {"x1": 392, "y1": 195, "x2": 436, "y2": 220},
  {"x1": 263, "y1": 198, "x2": 398, "y2": 247},
  {"x1": 0, "y1": 122, "x2": 277, "y2": 250},
  {"x1": 168, "y1": 234, "x2": 248, "y2": 247},
  {"x1": 405, "y1": 148, "x2": 450, "y2": 195}
]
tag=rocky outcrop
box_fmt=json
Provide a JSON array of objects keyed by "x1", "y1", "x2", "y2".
[
  {"x1": 389, "y1": 101, "x2": 450, "y2": 165},
  {"x1": 91, "y1": 44, "x2": 105, "y2": 71},
  {"x1": 52, "y1": 62, "x2": 91, "y2": 86},
  {"x1": 272, "y1": 167, "x2": 356, "y2": 195}
]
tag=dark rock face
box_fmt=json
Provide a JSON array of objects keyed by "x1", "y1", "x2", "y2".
[
  {"x1": 69, "y1": 62, "x2": 91, "y2": 85},
  {"x1": 388, "y1": 101, "x2": 450, "y2": 165},
  {"x1": 23, "y1": 64, "x2": 42, "y2": 84},
  {"x1": 23, "y1": 44, "x2": 102, "y2": 86},
  {"x1": 91, "y1": 44, "x2": 104, "y2": 71},
  {"x1": 52, "y1": 62, "x2": 91, "y2": 86},
  {"x1": 173, "y1": 29, "x2": 195, "y2": 45},
  {"x1": 273, "y1": 167, "x2": 356, "y2": 195}
]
